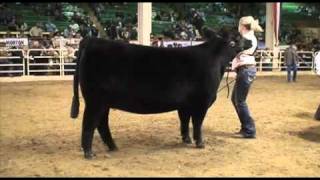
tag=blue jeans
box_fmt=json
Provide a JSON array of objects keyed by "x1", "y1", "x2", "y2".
[
  {"x1": 287, "y1": 64, "x2": 297, "y2": 82},
  {"x1": 232, "y1": 66, "x2": 256, "y2": 136}
]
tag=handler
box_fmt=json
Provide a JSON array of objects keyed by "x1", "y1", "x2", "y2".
[
  {"x1": 314, "y1": 45, "x2": 320, "y2": 120},
  {"x1": 231, "y1": 16, "x2": 263, "y2": 138}
]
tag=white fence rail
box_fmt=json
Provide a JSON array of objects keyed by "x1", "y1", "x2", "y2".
[
  {"x1": 0, "y1": 48, "x2": 316, "y2": 76},
  {"x1": 0, "y1": 49, "x2": 25, "y2": 76},
  {"x1": 0, "y1": 48, "x2": 78, "y2": 76}
]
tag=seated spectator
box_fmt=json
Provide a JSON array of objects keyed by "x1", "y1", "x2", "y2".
[
  {"x1": 8, "y1": 18, "x2": 18, "y2": 31},
  {"x1": 106, "y1": 21, "x2": 117, "y2": 40},
  {"x1": 52, "y1": 33, "x2": 68, "y2": 48},
  {"x1": 66, "y1": 32, "x2": 82, "y2": 49},
  {"x1": 44, "y1": 41, "x2": 59, "y2": 73},
  {"x1": 79, "y1": 23, "x2": 90, "y2": 38},
  {"x1": 63, "y1": 25, "x2": 74, "y2": 38},
  {"x1": 29, "y1": 40, "x2": 44, "y2": 59},
  {"x1": 29, "y1": 23, "x2": 44, "y2": 37},
  {"x1": 44, "y1": 20, "x2": 58, "y2": 33},
  {"x1": 54, "y1": 8, "x2": 63, "y2": 20},
  {"x1": 10, "y1": 46, "x2": 24, "y2": 76},
  {"x1": 17, "y1": 21, "x2": 28, "y2": 32},
  {"x1": 69, "y1": 21, "x2": 80, "y2": 34},
  {"x1": 90, "y1": 24, "x2": 99, "y2": 37},
  {"x1": 72, "y1": 12, "x2": 83, "y2": 25}
]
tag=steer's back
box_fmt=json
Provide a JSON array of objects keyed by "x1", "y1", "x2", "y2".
[{"x1": 79, "y1": 38, "x2": 218, "y2": 113}]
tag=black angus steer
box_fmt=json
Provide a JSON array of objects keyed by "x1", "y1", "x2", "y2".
[{"x1": 71, "y1": 28, "x2": 251, "y2": 159}]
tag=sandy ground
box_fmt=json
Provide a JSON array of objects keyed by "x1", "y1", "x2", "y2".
[{"x1": 0, "y1": 75, "x2": 319, "y2": 177}]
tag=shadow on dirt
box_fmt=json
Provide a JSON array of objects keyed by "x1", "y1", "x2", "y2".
[{"x1": 291, "y1": 125, "x2": 320, "y2": 143}]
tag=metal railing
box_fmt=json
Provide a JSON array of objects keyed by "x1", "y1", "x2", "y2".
[
  {"x1": 0, "y1": 48, "x2": 316, "y2": 77},
  {"x1": 279, "y1": 50, "x2": 314, "y2": 71},
  {"x1": 255, "y1": 50, "x2": 315, "y2": 72},
  {"x1": 254, "y1": 49, "x2": 275, "y2": 71},
  {"x1": 26, "y1": 48, "x2": 78, "y2": 76},
  {"x1": 0, "y1": 49, "x2": 25, "y2": 76}
]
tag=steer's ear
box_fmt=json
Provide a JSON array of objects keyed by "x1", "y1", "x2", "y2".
[
  {"x1": 219, "y1": 27, "x2": 230, "y2": 40},
  {"x1": 202, "y1": 26, "x2": 217, "y2": 41}
]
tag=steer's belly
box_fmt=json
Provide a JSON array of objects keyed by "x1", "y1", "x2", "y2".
[{"x1": 110, "y1": 101, "x2": 178, "y2": 114}]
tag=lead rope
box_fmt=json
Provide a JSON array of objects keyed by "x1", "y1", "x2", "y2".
[
  {"x1": 217, "y1": 69, "x2": 235, "y2": 98},
  {"x1": 226, "y1": 70, "x2": 230, "y2": 98}
]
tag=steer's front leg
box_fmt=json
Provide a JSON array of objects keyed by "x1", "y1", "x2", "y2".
[{"x1": 191, "y1": 108, "x2": 208, "y2": 148}]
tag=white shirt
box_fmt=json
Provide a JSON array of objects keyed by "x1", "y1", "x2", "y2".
[
  {"x1": 231, "y1": 30, "x2": 257, "y2": 70},
  {"x1": 315, "y1": 51, "x2": 320, "y2": 76}
]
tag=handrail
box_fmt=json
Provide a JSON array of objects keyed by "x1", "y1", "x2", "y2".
[
  {"x1": 0, "y1": 47, "x2": 316, "y2": 77},
  {"x1": 0, "y1": 49, "x2": 25, "y2": 75}
]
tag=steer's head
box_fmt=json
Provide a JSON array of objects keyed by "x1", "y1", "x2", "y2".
[{"x1": 202, "y1": 27, "x2": 252, "y2": 66}]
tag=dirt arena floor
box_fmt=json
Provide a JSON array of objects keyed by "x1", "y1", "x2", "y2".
[{"x1": 0, "y1": 75, "x2": 319, "y2": 177}]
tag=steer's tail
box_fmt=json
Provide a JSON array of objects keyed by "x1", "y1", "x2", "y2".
[{"x1": 70, "y1": 48, "x2": 81, "y2": 119}]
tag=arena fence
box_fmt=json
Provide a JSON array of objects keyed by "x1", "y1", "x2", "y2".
[
  {"x1": 0, "y1": 49, "x2": 25, "y2": 76},
  {"x1": 0, "y1": 48, "x2": 317, "y2": 77},
  {"x1": 255, "y1": 50, "x2": 315, "y2": 72}
]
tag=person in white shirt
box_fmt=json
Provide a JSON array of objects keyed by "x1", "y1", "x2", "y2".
[
  {"x1": 314, "y1": 46, "x2": 320, "y2": 120},
  {"x1": 315, "y1": 48, "x2": 320, "y2": 76},
  {"x1": 231, "y1": 16, "x2": 263, "y2": 138}
]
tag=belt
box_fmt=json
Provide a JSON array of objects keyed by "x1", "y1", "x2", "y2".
[{"x1": 236, "y1": 65, "x2": 256, "y2": 72}]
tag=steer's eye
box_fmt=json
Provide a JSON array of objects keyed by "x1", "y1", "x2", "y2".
[{"x1": 229, "y1": 41, "x2": 235, "y2": 47}]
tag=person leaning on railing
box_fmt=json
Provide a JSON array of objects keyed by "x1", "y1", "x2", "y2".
[
  {"x1": 29, "y1": 23, "x2": 44, "y2": 38},
  {"x1": 9, "y1": 46, "x2": 24, "y2": 76},
  {"x1": 0, "y1": 42, "x2": 14, "y2": 77}
]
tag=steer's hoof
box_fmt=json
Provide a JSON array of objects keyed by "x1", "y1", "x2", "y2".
[
  {"x1": 196, "y1": 142, "x2": 205, "y2": 149},
  {"x1": 182, "y1": 137, "x2": 192, "y2": 144},
  {"x1": 84, "y1": 151, "x2": 96, "y2": 159}
]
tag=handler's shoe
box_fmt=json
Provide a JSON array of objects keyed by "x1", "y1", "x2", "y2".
[{"x1": 235, "y1": 130, "x2": 256, "y2": 139}]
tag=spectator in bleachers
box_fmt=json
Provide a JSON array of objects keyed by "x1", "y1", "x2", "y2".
[
  {"x1": 54, "y1": 6, "x2": 63, "y2": 21},
  {"x1": 79, "y1": 23, "x2": 91, "y2": 38},
  {"x1": 0, "y1": 10, "x2": 6, "y2": 25},
  {"x1": 63, "y1": 25, "x2": 74, "y2": 38},
  {"x1": 41, "y1": 34, "x2": 53, "y2": 49},
  {"x1": 69, "y1": 20, "x2": 80, "y2": 34},
  {"x1": 90, "y1": 24, "x2": 99, "y2": 37},
  {"x1": 105, "y1": 20, "x2": 117, "y2": 40},
  {"x1": 28, "y1": 40, "x2": 46, "y2": 75},
  {"x1": 72, "y1": 12, "x2": 83, "y2": 25},
  {"x1": 66, "y1": 32, "x2": 82, "y2": 49},
  {"x1": 8, "y1": 17, "x2": 18, "y2": 31},
  {"x1": 44, "y1": 20, "x2": 58, "y2": 33},
  {"x1": 157, "y1": 37, "x2": 165, "y2": 47},
  {"x1": 154, "y1": 12, "x2": 161, "y2": 21},
  {"x1": 29, "y1": 23, "x2": 44, "y2": 37},
  {"x1": 191, "y1": 11, "x2": 205, "y2": 36},
  {"x1": 10, "y1": 45, "x2": 24, "y2": 76},
  {"x1": 29, "y1": 40, "x2": 43, "y2": 59},
  {"x1": 115, "y1": 17, "x2": 123, "y2": 39},
  {"x1": 45, "y1": 41, "x2": 60, "y2": 75},
  {"x1": 16, "y1": 18, "x2": 28, "y2": 32}
]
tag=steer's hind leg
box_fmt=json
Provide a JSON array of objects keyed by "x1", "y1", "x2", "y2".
[
  {"x1": 191, "y1": 108, "x2": 208, "y2": 148},
  {"x1": 81, "y1": 103, "x2": 105, "y2": 159},
  {"x1": 178, "y1": 109, "x2": 192, "y2": 144},
  {"x1": 97, "y1": 107, "x2": 118, "y2": 151}
]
